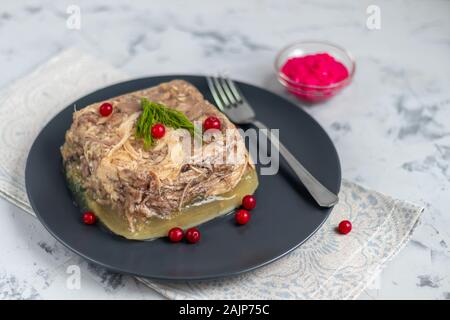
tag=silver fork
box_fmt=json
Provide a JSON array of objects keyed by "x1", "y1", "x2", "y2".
[{"x1": 206, "y1": 76, "x2": 339, "y2": 207}]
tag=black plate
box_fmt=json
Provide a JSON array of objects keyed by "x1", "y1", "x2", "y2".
[{"x1": 26, "y1": 75, "x2": 341, "y2": 280}]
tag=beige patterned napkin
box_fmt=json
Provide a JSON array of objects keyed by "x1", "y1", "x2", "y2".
[{"x1": 0, "y1": 48, "x2": 423, "y2": 300}]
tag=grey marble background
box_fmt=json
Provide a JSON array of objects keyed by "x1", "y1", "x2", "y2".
[{"x1": 0, "y1": 0, "x2": 449, "y2": 299}]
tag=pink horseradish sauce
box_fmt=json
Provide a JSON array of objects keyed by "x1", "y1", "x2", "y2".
[{"x1": 280, "y1": 53, "x2": 350, "y2": 103}]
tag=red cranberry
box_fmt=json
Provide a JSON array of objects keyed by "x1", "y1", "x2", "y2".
[
  {"x1": 168, "y1": 227, "x2": 184, "y2": 243},
  {"x1": 242, "y1": 195, "x2": 256, "y2": 210},
  {"x1": 338, "y1": 220, "x2": 352, "y2": 234},
  {"x1": 99, "y1": 102, "x2": 113, "y2": 117},
  {"x1": 185, "y1": 228, "x2": 201, "y2": 244},
  {"x1": 203, "y1": 116, "x2": 221, "y2": 131},
  {"x1": 235, "y1": 209, "x2": 251, "y2": 225},
  {"x1": 151, "y1": 123, "x2": 166, "y2": 139},
  {"x1": 82, "y1": 211, "x2": 96, "y2": 225}
]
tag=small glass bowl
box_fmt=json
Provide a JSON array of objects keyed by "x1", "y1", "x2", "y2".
[{"x1": 274, "y1": 41, "x2": 355, "y2": 103}]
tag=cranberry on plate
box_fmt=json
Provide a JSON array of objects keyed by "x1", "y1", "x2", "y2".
[
  {"x1": 235, "y1": 209, "x2": 251, "y2": 225},
  {"x1": 185, "y1": 227, "x2": 201, "y2": 243},
  {"x1": 168, "y1": 227, "x2": 184, "y2": 243},
  {"x1": 242, "y1": 195, "x2": 256, "y2": 210},
  {"x1": 82, "y1": 211, "x2": 97, "y2": 225}
]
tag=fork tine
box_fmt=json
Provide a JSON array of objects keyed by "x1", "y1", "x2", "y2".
[
  {"x1": 225, "y1": 78, "x2": 243, "y2": 103},
  {"x1": 206, "y1": 76, "x2": 224, "y2": 111},
  {"x1": 212, "y1": 77, "x2": 231, "y2": 107},
  {"x1": 219, "y1": 77, "x2": 238, "y2": 105}
]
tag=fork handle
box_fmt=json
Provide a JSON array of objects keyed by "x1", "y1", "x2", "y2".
[{"x1": 251, "y1": 120, "x2": 339, "y2": 208}]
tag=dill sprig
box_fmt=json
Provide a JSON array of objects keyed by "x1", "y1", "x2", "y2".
[{"x1": 136, "y1": 98, "x2": 195, "y2": 149}]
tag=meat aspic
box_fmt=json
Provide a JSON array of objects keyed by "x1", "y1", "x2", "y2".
[{"x1": 61, "y1": 80, "x2": 257, "y2": 237}]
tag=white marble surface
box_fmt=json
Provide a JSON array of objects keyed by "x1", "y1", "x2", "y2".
[{"x1": 0, "y1": 0, "x2": 449, "y2": 299}]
